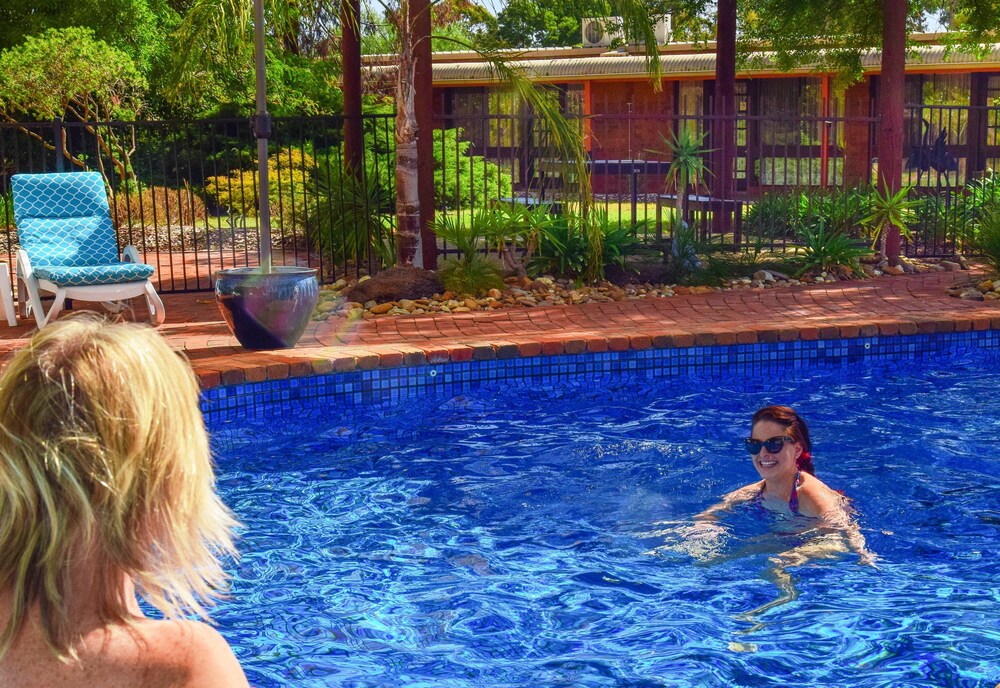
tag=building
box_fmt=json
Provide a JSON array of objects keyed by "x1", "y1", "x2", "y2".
[{"x1": 385, "y1": 33, "x2": 1000, "y2": 197}]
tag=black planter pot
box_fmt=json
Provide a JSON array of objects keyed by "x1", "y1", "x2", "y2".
[{"x1": 215, "y1": 266, "x2": 320, "y2": 350}]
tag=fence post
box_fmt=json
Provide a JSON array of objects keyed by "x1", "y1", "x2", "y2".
[{"x1": 53, "y1": 117, "x2": 64, "y2": 172}]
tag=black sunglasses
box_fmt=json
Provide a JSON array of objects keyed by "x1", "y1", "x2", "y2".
[{"x1": 744, "y1": 435, "x2": 792, "y2": 455}]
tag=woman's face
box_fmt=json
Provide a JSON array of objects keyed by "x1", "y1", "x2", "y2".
[{"x1": 749, "y1": 419, "x2": 802, "y2": 481}]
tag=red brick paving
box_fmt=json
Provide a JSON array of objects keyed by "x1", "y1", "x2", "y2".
[{"x1": 1, "y1": 271, "x2": 998, "y2": 389}]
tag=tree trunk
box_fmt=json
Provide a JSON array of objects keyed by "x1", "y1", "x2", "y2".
[
  {"x1": 340, "y1": 0, "x2": 364, "y2": 175},
  {"x1": 713, "y1": 0, "x2": 737, "y2": 236},
  {"x1": 411, "y1": 0, "x2": 436, "y2": 269},
  {"x1": 394, "y1": 0, "x2": 422, "y2": 267},
  {"x1": 879, "y1": 0, "x2": 907, "y2": 264}
]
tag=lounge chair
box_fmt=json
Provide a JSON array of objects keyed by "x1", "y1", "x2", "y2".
[{"x1": 11, "y1": 172, "x2": 165, "y2": 328}]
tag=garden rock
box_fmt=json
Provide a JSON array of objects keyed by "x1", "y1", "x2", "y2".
[
  {"x1": 341, "y1": 266, "x2": 443, "y2": 303},
  {"x1": 940, "y1": 260, "x2": 962, "y2": 271}
]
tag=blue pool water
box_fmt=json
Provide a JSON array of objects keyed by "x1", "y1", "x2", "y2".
[{"x1": 208, "y1": 347, "x2": 1000, "y2": 687}]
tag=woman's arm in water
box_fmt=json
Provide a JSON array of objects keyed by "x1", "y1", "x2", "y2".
[
  {"x1": 818, "y1": 502, "x2": 879, "y2": 567},
  {"x1": 694, "y1": 483, "x2": 760, "y2": 522}
]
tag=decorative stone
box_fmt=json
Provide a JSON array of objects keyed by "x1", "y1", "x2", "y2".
[
  {"x1": 883, "y1": 265, "x2": 905, "y2": 276},
  {"x1": 370, "y1": 302, "x2": 395, "y2": 315},
  {"x1": 487, "y1": 288, "x2": 503, "y2": 299},
  {"x1": 940, "y1": 261, "x2": 961, "y2": 272},
  {"x1": 960, "y1": 290, "x2": 984, "y2": 301}
]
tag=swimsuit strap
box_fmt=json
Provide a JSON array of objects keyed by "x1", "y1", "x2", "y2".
[{"x1": 788, "y1": 471, "x2": 801, "y2": 515}]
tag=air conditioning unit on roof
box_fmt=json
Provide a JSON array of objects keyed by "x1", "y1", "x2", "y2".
[
  {"x1": 582, "y1": 17, "x2": 624, "y2": 48},
  {"x1": 650, "y1": 16, "x2": 672, "y2": 45},
  {"x1": 582, "y1": 16, "x2": 672, "y2": 49}
]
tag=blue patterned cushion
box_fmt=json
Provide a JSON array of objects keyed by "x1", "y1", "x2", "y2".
[
  {"x1": 34, "y1": 263, "x2": 155, "y2": 287},
  {"x1": 11, "y1": 172, "x2": 129, "y2": 272}
]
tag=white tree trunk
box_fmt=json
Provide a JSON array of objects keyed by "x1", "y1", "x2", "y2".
[{"x1": 394, "y1": 0, "x2": 422, "y2": 267}]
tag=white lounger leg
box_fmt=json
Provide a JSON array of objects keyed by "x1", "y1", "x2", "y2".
[
  {"x1": 43, "y1": 289, "x2": 68, "y2": 328},
  {"x1": 0, "y1": 266, "x2": 16, "y2": 326},
  {"x1": 145, "y1": 282, "x2": 166, "y2": 326}
]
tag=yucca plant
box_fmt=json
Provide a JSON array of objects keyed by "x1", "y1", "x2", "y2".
[
  {"x1": 650, "y1": 127, "x2": 714, "y2": 228},
  {"x1": 863, "y1": 183, "x2": 920, "y2": 252}
]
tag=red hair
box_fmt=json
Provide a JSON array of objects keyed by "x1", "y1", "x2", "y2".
[{"x1": 752, "y1": 405, "x2": 815, "y2": 475}]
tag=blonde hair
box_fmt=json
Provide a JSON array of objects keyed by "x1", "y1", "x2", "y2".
[{"x1": 0, "y1": 315, "x2": 238, "y2": 658}]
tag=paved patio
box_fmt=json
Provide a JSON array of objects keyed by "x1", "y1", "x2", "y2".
[{"x1": 1, "y1": 270, "x2": 998, "y2": 389}]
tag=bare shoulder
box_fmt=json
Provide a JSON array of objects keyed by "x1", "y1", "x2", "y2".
[
  {"x1": 798, "y1": 474, "x2": 847, "y2": 519},
  {"x1": 139, "y1": 619, "x2": 250, "y2": 688}
]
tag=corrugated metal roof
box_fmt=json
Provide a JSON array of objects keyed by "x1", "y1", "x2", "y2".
[{"x1": 425, "y1": 44, "x2": 1000, "y2": 84}]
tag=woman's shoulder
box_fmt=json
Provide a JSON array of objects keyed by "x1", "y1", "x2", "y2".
[
  {"x1": 133, "y1": 619, "x2": 249, "y2": 688},
  {"x1": 797, "y1": 473, "x2": 848, "y2": 517}
]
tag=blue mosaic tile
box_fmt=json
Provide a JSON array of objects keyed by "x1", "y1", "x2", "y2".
[{"x1": 200, "y1": 330, "x2": 1000, "y2": 424}]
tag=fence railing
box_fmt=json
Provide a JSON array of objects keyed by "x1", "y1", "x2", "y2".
[{"x1": 1, "y1": 106, "x2": 996, "y2": 293}]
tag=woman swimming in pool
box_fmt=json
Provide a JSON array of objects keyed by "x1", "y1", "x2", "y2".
[
  {"x1": 710, "y1": 405, "x2": 845, "y2": 520},
  {"x1": 685, "y1": 406, "x2": 876, "y2": 633}
]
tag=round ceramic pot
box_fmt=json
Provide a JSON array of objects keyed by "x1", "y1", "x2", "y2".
[{"x1": 214, "y1": 266, "x2": 319, "y2": 350}]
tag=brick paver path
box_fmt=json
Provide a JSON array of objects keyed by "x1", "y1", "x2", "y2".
[{"x1": 2, "y1": 271, "x2": 998, "y2": 388}]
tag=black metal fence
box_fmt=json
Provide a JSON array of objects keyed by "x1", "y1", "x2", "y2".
[{"x1": 1, "y1": 105, "x2": 996, "y2": 293}]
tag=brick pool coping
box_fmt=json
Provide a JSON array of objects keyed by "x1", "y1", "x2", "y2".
[{"x1": 1, "y1": 270, "x2": 998, "y2": 389}]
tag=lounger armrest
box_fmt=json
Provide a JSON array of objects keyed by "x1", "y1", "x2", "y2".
[
  {"x1": 122, "y1": 245, "x2": 142, "y2": 263},
  {"x1": 15, "y1": 249, "x2": 33, "y2": 280}
]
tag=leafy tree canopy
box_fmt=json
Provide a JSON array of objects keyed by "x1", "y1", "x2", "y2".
[
  {"x1": 495, "y1": 0, "x2": 613, "y2": 47},
  {"x1": 165, "y1": 0, "x2": 342, "y2": 116},
  {"x1": 737, "y1": 0, "x2": 1000, "y2": 84},
  {"x1": 0, "y1": 0, "x2": 179, "y2": 76},
  {"x1": 0, "y1": 27, "x2": 147, "y2": 121}
]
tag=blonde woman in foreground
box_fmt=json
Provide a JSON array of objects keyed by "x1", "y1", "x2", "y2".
[{"x1": 0, "y1": 316, "x2": 249, "y2": 687}]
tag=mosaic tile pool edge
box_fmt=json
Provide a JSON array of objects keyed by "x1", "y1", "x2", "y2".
[{"x1": 201, "y1": 330, "x2": 1000, "y2": 423}]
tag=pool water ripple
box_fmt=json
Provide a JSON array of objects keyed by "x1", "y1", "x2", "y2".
[{"x1": 208, "y1": 354, "x2": 1000, "y2": 687}]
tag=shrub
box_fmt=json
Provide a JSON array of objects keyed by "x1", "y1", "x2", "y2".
[
  {"x1": 744, "y1": 192, "x2": 800, "y2": 239},
  {"x1": 795, "y1": 220, "x2": 870, "y2": 277},
  {"x1": 111, "y1": 185, "x2": 208, "y2": 230},
  {"x1": 310, "y1": 163, "x2": 395, "y2": 268},
  {"x1": 971, "y1": 203, "x2": 1000, "y2": 274},
  {"x1": 526, "y1": 209, "x2": 650, "y2": 280},
  {"x1": 801, "y1": 187, "x2": 871, "y2": 237},
  {"x1": 437, "y1": 254, "x2": 505, "y2": 296},
  {"x1": 746, "y1": 188, "x2": 871, "y2": 242},
  {"x1": 434, "y1": 128, "x2": 513, "y2": 209},
  {"x1": 432, "y1": 212, "x2": 505, "y2": 296},
  {"x1": 528, "y1": 214, "x2": 589, "y2": 278},
  {"x1": 204, "y1": 147, "x2": 316, "y2": 232}
]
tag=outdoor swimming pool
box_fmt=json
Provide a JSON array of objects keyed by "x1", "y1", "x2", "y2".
[{"x1": 205, "y1": 334, "x2": 1000, "y2": 687}]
